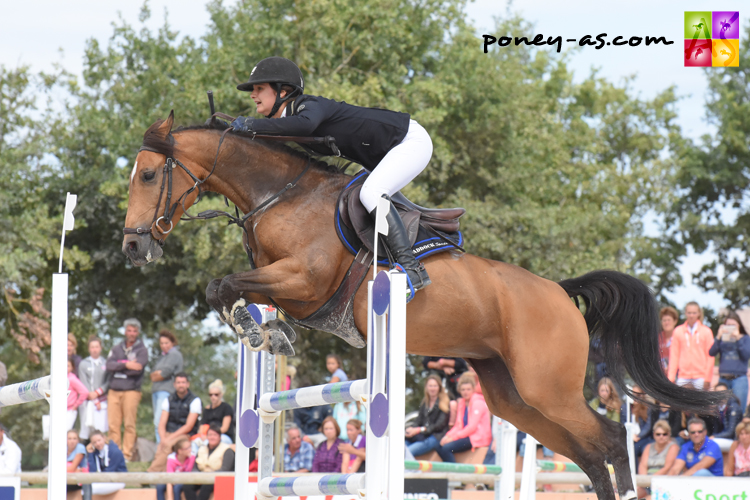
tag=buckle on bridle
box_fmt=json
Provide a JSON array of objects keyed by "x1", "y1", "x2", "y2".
[{"x1": 154, "y1": 216, "x2": 173, "y2": 235}]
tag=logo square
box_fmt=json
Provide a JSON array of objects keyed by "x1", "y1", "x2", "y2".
[
  {"x1": 712, "y1": 11, "x2": 740, "y2": 39},
  {"x1": 712, "y1": 38, "x2": 740, "y2": 67},
  {"x1": 684, "y1": 39, "x2": 712, "y2": 67},
  {"x1": 685, "y1": 11, "x2": 712, "y2": 39}
]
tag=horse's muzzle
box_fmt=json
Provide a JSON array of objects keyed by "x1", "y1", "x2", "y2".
[{"x1": 122, "y1": 233, "x2": 163, "y2": 266}]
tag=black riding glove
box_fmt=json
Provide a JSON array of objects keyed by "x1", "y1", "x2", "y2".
[{"x1": 231, "y1": 116, "x2": 255, "y2": 133}]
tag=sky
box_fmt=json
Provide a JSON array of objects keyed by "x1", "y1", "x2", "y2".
[{"x1": 0, "y1": 0, "x2": 744, "y2": 313}]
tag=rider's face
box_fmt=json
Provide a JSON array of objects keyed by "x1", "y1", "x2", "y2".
[{"x1": 251, "y1": 83, "x2": 287, "y2": 117}]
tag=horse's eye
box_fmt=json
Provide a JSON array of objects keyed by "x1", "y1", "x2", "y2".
[{"x1": 142, "y1": 170, "x2": 156, "y2": 182}]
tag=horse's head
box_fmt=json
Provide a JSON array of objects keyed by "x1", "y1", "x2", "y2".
[{"x1": 122, "y1": 111, "x2": 199, "y2": 266}]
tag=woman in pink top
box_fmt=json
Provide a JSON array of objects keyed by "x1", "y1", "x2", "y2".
[
  {"x1": 67, "y1": 358, "x2": 89, "y2": 430},
  {"x1": 667, "y1": 301, "x2": 715, "y2": 390},
  {"x1": 725, "y1": 421, "x2": 750, "y2": 477},
  {"x1": 437, "y1": 373, "x2": 491, "y2": 462},
  {"x1": 157, "y1": 436, "x2": 196, "y2": 500}
]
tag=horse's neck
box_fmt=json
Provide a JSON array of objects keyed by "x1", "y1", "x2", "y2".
[{"x1": 179, "y1": 130, "x2": 309, "y2": 214}]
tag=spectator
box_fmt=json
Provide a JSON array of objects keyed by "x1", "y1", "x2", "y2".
[
  {"x1": 709, "y1": 310, "x2": 750, "y2": 412},
  {"x1": 725, "y1": 421, "x2": 750, "y2": 476},
  {"x1": 405, "y1": 374, "x2": 450, "y2": 457},
  {"x1": 67, "y1": 358, "x2": 89, "y2": 430},
  {"x1": 636, "y1": 420, "x2": 679, "y2": 499},
  {"x1": 650, "y1": 401, "x2": 685, "y2": 444},
  {"x1": 659, "y1": 307, "x2": 679, "y2": 374},
  {"x1": 202, "y1": 379, "x2": 234, "y2": 444},
  {"x1": 283, "y1": 425, "x2": 314, "y2": 473},
  {"x1": 156, "y1": 436, "x2": 195, "y2": 500},
  {"x1": 106, "y1": 317, "x2": 149, "y2": 461},
  {"x1": 312, "y1": 416, "x2": 345, "y2": 473},
  {"x1": 68, "y1": 333, "x2": 82, "y2": 376},
  {"x1": 326, "y1": 354, "x2": 347, "y2": 383},
  {"x1": 707, "y1": 383, "x2": 742, "y2": 449},
  {"x1": 150, "y1": 329, "x2": 184, "y2": 443},
  {"x1": 339, "y1": 419, "x2": 366, "y2": 473},
  {"x1": 631, "y1": 385, "x2": 655, "y2": 458},
  {"x1": 86, "y1": 430, "x2": 127, "y2": 495},
  {"x1": 437, "y1": 372, "x2": 491, "y2": 462},
  {"x1": 423, "y1": 356, "x2": 468, "y2": 399},
  {"x1": 332, "y1": 400, "x2": 366, "y2": 440},
  {"x1": 668, "y1": 302, "x2": 714, "y2": 390},
  {"x1": 183, "y1": 425, "x2": 235, "y2": 500},
  {"x1": 148, "y1": 372, "x2": 202, "y2": 472},
  {"x1": 0, "y1": 424, "x2": 21, "y2": 473},
  {"x1": 66, "y1": 429, "x2": 88, "y2": 493},
  {"x1": 669, "y1": 417, "x2": 723, "y2": 476},
  {"x1": 294, "y1": 404, "x2": 331, "y2": 447},
  {"x1": 589, "y1": 377, "x2": 622, "y2": 423},
  {"x1": 78, "y1": 336, "x2": 111, "y2": 441}
]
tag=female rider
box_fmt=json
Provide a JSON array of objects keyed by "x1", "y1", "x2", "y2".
[{"x1": 232, "y1": 56, "x2": 432, "y2": 293}]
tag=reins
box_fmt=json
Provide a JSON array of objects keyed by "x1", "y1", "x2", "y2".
[{"x1": 122, "y1": 112, "x2": 327, "y2": 243}]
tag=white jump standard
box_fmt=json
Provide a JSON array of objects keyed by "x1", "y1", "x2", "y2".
[{"x1": 237, "y1": 270, "x2": 407, "y2": 500}]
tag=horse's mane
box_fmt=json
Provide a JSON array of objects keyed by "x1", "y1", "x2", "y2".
[{"x1": 141, "y1": 121, "x2": 341, "y2": 175}]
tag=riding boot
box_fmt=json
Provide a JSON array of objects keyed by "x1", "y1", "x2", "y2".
[{"x1": 370, "y1": 199, "x2": 431, "y2": 291}]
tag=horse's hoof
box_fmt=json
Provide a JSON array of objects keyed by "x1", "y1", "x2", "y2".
[
  {"x1": 267, "y1": 329, "x2": 295, "y2": 356},
  {"x1": 264, "y1": 319, "x2": 296, "y2": 343}
]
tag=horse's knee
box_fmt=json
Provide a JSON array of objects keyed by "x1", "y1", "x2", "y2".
[
  {"x1": 206, "y1": 278, "x2": 222, "y2": 306},
  {"x1": 217, "y1": 277, "x2": 238, "y2": 304}
]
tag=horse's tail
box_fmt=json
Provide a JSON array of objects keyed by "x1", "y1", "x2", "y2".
[{"x1": 557, "y1": 269, "x2": 727, "y2": 412}]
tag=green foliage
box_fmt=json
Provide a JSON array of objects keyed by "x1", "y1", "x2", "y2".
[
  {"x1": 0, "y1": 0, "x2": 697, "y2": 466},
  {"x1": 673, "y1": 23, "x2": 750, "y2": 307}
]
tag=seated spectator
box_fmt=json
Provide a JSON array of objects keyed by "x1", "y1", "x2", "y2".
[
  {"x1": 725, "y1": 421, "x2": 750, "y2": 477},
  {"x1": 68, "y1": 333, "x2": 82, "y2": 376},
  {"x1": 284, "y1": 425, "x2": 314, "y2": 473},
  {"x1": 66, "y1": 430, "x2": 88, "y2": 493},
  {"x1": 202, "y1": 379, "x2": 234, "y2": 444},
  {"x1": 312, "y1": 416, "x2": 345, "y2": 473},
  {"x1": 405, "y1": 374, "x2": 449, "y2": 457},
  {"x1": 78, "y1": 336, "x2": 110, "y2": 441},
  {"x1": 339, "y1": 419, "x2": 366, "y2": 473},
  {"x1": 86, "y1": 430, "x2": 127, "y2": 495},
  {"x1": 150, "y1": 329, "x2": 183, "y2": 443},
  {"x1": 631, "y1": 385, "x2": 655, "y2": 457},
  {"x1": 67, "y1": 358, "x2": 88, "y2": 430},
  {"x1": 437, "y1": 372, "x2": 491, "y2": 463},
  {"x1": 668, "y1": 417, "x2": 723, "y2": 476},
  {"x1": 637, "y1": 420, "x2": 679, "y2": 498},
  {"x1": 184, "y1": 425, "x2": 235, "y2": 500},
  {"x1": 709, "y1": 311, "x2": 750, "y2": 412},
  {"x1": 294, "y1": 404, "x2": 331, "y2": 447},
  {"x1": 332, "y1": 400, "x2": 365, "y2": 440},
  {"x1": 589, "y1": 377, "x2": 622, "y2": 423},
  {"x1": 423, "y1": 356, "x2": 468, "y2": 399},
  {"x1": 0, "y1": 424, "x2": 21, "y2": 474},
  {"x1": 650, "y1": 401, "x2": 684, "y2": 444},
  {"x1": 148, "y1": 372, "x2": 202, "y2": 472},
  {"x1": 707, "y1": 383, "x2": 743, "y2": 450},
  {"x1": 326, "y1": 354, "x2": 348, "y2": 383},
  {"x1": 156, "y1": 436, "x2": 195, "y2": 500}
]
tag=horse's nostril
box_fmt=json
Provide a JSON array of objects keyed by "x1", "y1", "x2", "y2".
[{"x1": 128, "y1": 241, "x2": 138, "y2": 254}]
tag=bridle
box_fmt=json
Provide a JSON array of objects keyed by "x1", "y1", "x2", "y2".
[{"x1": 122, "y1": 113, "x2": 336, "y2": 245}]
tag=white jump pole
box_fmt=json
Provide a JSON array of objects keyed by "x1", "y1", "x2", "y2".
[
  {"x1": 48, "y1": 193, "x2": 76, "y2": 500},
  {"x1": 497, "y1": 420, "x2": 517, "y2": 500},
  {"x1": 518, "y1": 434, "x2": 538, "y2": 500}
]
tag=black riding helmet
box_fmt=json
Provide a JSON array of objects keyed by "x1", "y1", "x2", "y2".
[{"x1": 237, "y1": 57, "x2": 304, "y2": 118}]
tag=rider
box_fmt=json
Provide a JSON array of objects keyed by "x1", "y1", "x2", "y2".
[{"x1": 231, "y1": 56, "x2": 432, "y2": 292}]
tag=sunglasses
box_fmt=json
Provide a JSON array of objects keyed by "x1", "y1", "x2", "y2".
[
  {"x1": 653, "y1": 432, "x2": 668, "y2": 437},
  {"x1": 689, "y1": 429, "x2": 706, "y2": 435}
]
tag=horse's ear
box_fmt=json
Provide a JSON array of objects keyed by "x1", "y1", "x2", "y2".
[{"x1": 164, "y1": 110, "x2": 174, "y2": 133}]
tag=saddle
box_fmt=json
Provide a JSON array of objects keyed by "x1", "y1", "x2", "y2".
[{"x1": 336, "y1": 171, "x2": 465, "y2": 263}]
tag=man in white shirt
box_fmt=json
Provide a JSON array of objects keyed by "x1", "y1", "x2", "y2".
[
  {"x1": 147, "y1": 373, "x2": 201, "y2": 472},
  {"x1": 0, "y1": 425, "x2": 22, "y2": 473}
]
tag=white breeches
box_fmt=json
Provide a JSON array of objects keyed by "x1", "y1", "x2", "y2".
[{"x1": 359, "y1": 120, "x2": 433, "y2": 212}]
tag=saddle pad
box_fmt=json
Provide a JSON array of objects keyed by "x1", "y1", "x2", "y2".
[{"x1": 335, "y1": 171, "x2": 464, "y2": 265}]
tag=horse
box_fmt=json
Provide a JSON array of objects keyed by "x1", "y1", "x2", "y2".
[{"x1": 122, "y1": 112, "x2": 725, "y2": 499}]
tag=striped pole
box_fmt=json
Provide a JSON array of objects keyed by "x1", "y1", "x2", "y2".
[
  {"x1": 405, "y1": 461, "x2": 501, "y2": 475},
  {"x1": 0, "y1": 376, "x2": 57, "y2": 408},
  {"x1": 259, "y1": 379, "x2": 367, "y2": 412},
  {"x1": 259, "y1": 473, "x2": 365, "y2": 497}
]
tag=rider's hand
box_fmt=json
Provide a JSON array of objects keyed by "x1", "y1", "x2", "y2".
[{"x1": 231, "y1": 116, "x2": 255, "y2": 133}]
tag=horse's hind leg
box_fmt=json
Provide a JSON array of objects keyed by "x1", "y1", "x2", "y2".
[{"x1": 470, "y1": 357, "x2": 617, "y2": 500}]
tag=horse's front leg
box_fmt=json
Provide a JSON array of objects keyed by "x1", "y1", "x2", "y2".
[{"x1": 209, "y1": 259, "x2": 319, "y2": 356}]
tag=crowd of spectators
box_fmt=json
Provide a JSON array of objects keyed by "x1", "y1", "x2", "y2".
[{"x1": 2, "y1": 298, "x2": 750, "y2": 491}]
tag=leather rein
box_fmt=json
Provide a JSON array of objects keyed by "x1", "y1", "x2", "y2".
[{"x1": 122, "y1": 113, "x2": 338, "y2": 243}]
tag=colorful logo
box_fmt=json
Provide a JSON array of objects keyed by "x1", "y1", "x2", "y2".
[{"x1": 684, "y1": 11, "x2": 740, "y2": 67}]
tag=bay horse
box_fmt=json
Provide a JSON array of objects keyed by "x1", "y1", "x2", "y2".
[{"x1": 122, "y1": 112, "x2": 724, "y2": 499}]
